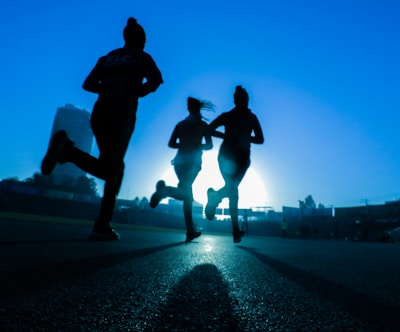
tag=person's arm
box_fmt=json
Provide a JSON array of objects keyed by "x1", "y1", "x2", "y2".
[
  {"x1": 82, "y1": 57, "x2": 104, "y2": 94},
  {"x1": 138, "y1": 54, "x2": 163, "y2": 97},
  {"x1": 201, "y1": 124, "x2": 213, "y2": 150},
  {"x1": 209, "y1": 115, "x2": 225, "y2": 139},
  {"x1": 168, "y1": 126, "x2": 180, "y2": 149},
  {"x1": 212, "y1": 131, "x2": 225, "y2": 139},
  {"x1": 250, "y1": 115, "x2": 264, "y2": 144}
]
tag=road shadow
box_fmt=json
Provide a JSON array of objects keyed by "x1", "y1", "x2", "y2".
[
  {"x1": 151, "y1": 263, "x2": 240, "y2": 331},
  {"x1": 238, "y1": 246, "x2": 400, "y2": 331},
  {"x1": 0, "y1": 238, "x2": 90, "y2": 245},
  {"x1": 0, "y1": 241, "x2": 185, "y2": 297}
]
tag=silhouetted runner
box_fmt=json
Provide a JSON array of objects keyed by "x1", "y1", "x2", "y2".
[
  {"x1": 150, "y1": 97, "x2": 214, "y2": 242},
  {"x1": 41, "y1": 17, "x2": 163, "y2": 240},
  {"x1": 205, "y1": 86, "x2": 264, "y2": 243}
]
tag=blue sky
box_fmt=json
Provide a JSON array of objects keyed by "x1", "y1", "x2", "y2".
[{"x1": 1, "y1": 0, "x2": 400, "y2": 210}]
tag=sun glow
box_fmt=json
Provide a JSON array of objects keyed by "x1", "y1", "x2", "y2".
[{"x1": 161, "y1": 150, "x2": 268, "y2": 208}]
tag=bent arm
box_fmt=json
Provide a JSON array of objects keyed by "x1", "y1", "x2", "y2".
[
  {"x1": 250, "y1": 116, "x2": 264, "y2": 144},
  {"x1": 168, "y1": 127, "x2": 180, "y2": 149},
  {"x1": 202, "y1": 130, "x2": 213, "y2": 150},
  {"x1": 82, "y1": 58, "x2": 103, "y2": 94},
  {"x1": 212, "y1": 130, "x2": 225, "y2": 139},
  {"x1": 209, "y1": 115, "x2": 225, "y2": 139},
  {"x1": 138, "y1": 55, "x2": 163, "y2": 97}
]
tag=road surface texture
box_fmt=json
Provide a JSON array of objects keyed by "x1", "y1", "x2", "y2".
[{"x1": 0, "y1": 213, "x2": 399, "y2": 331}]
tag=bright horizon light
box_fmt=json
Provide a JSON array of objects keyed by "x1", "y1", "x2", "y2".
[{"x1": 160, "y1": 150, "x2": 268, "y2": 209}]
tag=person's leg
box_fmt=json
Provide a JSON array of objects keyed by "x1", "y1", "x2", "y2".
[
  {"x1": 41, "y1": 102, "x2": 109, "y2": 179},
  {"x1": 41, "y1": 130, "x2": 71, "y2": 176},
  {"x1": 180, "y1": 183, "x2": 202, "y2": 241},
  {"x1": 205, "y1": 153, "x2": 232, "y2": 220},
  {"x1": 149, "y1": 180, "x2": 167, "y2": 208},
  {"x1": 149, "y1": 162, "x2": 185, "y2": 208},
  {"x1": 181, "y1": 185, "x2": 200, "y2": 241},
  {"x1": 63, "y1": 146, "x2": 106, "y2": 180},
  {"x1": 175, "y1": 163, "x2": 201, "y2": 241},
  {"x1": 166, "y1": 185, "x2": 185, "y2": 201},
  {"x1": 227, "y1": 157, "x2": 250, "y2": 243},
  {"x1": 90, "y1": 101, "x2": 137, "y2": 240},
  {"x1": 89, "y1": 142, "x2": 125, "y2": 240},
  {"x1": 41, "y1": 130, "x2": 107, "y2": 180},
  {"x1": 93, "y1": 157, "x2": 124, "y2": 224},
  {"x1": 204, "y1": 188, "x2": 218, "y2": 221},
  {"x1": 150, "y1": 161, "x2": 191, "y2": 206},
  {"x1": 228, "y1": 185, "x2": 239, "y2": 229}
]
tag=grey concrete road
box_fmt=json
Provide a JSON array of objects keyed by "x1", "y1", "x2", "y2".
[{"x1": 0, "y1": 214, "x2": 399, "y2": 331}]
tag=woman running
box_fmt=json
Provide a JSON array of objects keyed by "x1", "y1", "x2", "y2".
[
  {"x1": 150, "y1": 97, "x2": 214, "y2": 242},
  {"x1": 205, "y1": 85, "x2": 264, "y2": 243},
  {"x1": 41, "y1": 18, "x2": 163, "y2": 240}
]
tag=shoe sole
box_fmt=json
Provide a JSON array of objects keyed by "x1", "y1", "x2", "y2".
[
  {"x1": 186, "y1": 232, "x2": 202, "y2": 242},
  {"x1": 149, "y1": 193, "x2": 161, "y2": 208},
  {"x1": 89, "y1": 232, "x2": 120, "y2": 241},
  {"x1": 150, "y1": 180, "x2": 167, "y2": 208},
  {"x1": 233, "y1": 231, "x2": 245, "y2": 243},
  {"x1": 41, "y1": 130, "x2": 68, "y2": 175}
]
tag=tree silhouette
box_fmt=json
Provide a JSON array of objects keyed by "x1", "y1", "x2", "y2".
[
  {"x1": 2, "y1": 172, "x2": 99, "y2": 197},
  {"x1": 304, "y1": 194, "x2": 316, "y2": 209},
  {"x1": 75, "y1": 176, "x2": 98, "y2": 196},
  {"x1": 139, "y1": 197, "x2": 149, "y2": 209}
]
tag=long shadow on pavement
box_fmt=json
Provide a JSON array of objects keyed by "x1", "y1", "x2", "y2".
[
  {"x1": 238, "y1": 246, "x2": 400, "y2": 331},
  {"x1": 0, "y1": 239, "x2": 90, "y2": 245},
  {"x1": 1, "y1": 241, "x2": 185, "y2": 298},
  {"x1": 152, "y1": 263, "x2": 240, "y2": 332}
]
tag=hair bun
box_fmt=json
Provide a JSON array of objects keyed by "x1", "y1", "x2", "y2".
[
  {"x1": 127, "y1": 17, "x2": 138, "y2": 26},
  {"x1": 123, "y1": 17, "x2": 146, "y2": 49},
  {"x1": 234, "y1": 85, "x2": 249, "y2": 107}
]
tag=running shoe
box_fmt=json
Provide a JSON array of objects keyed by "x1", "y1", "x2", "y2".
[
  {"x1": 186, "y1": 230, "x2": 202, "y2": 242},
  {"x1": 89, "y1": 224, "x2": 120, "y2": 241},
  {"x1": 149, "y1": 180, "x2": 166, "y2": 208},
  {"x1": 205, "y1": 188, "x2": 218, "y2": 220},
  {"x1": 233, "y1": 230, "x2": 245, "y2": 243},
  {"x1": 41, "y1": 130, "x2": 68, "y2": 175}
]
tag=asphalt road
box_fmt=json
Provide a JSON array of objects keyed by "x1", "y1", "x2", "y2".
[{"x1": 0, "y1": 214, "x2": 399, "y2": 331}]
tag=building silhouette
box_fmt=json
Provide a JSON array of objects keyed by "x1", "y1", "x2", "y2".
[{"x1": 48, "y1": 104, "x2": 93, "y2": 185}]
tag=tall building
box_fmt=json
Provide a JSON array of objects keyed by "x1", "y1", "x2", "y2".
[{"x1": 49, "y1": 104, "x2": 93, "y2": 185}]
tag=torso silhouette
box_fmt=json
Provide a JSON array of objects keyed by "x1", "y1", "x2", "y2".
[
  {"x1": 84, "y1": 46, "x2": 162, "y2": 104},
  {"x1": 171, "y1": 115, "x2": 209, "y2": 165},
  {"x1": 212, "y1": 107, "x2": 261, "y2": 159}
]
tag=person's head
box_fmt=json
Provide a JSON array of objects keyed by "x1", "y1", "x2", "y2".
[
  {"x1": 187, "y1": 97, "x2": 215, "y2": 118},
  {"x1": 187, "y1": 97, "x2": 202, "y2": 115},
  {"x1": 123, "y1": 17, "x2": 146, "y2": 49},
  {"x1": 233, "y1": 85, "x2": 249, "y2": 108}
]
